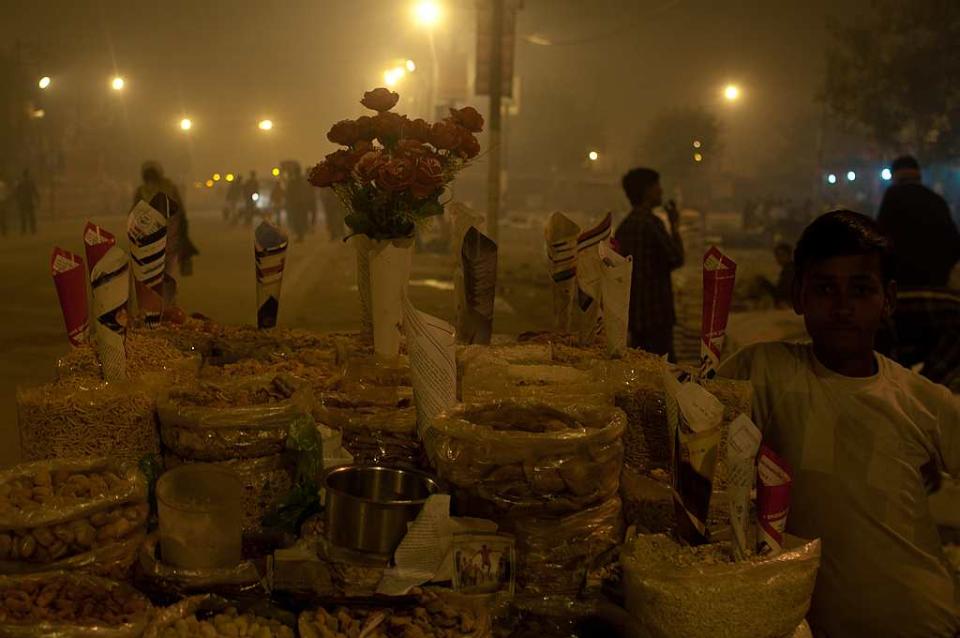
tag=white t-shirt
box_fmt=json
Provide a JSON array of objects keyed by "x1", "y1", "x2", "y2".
[{"x1": 719, "y1": 342, "x2": 960, "y2": 638}]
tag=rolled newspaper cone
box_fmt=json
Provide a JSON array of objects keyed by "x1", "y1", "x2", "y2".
[
  {"x1": 50, "y1": 247, "x2": 89, "y2": 346},
  {"x1": 90, "y1": 246, "x2": 130, "y2": 382},
  {"x1": 368, "y1": 235, "x2": 414, "y2": 359},
  {"x1": 83, "y1": 221, "x2": 116, "y2": 275},
  {"x1": 700, "y1": 246, "x2": 737, "y2": 378},
  {"x1": 127, "y1": 198, "x2": 168, "y2": 327},
  {"x1": 726, "y1": 414, "x2": 762, "y2": 560},
  {"x1": 599, "y1": 241, "x2": 632, "y2": 357},
  {"x1": 402, "y1": 294, "x2": 456, "y2": 433},
  {"x1": 458, "y1": 226, "x2": 498, "y2": 345},
  {"x1": 575, "y1": 212, "x2": 612, "y2": 302},
  {"x1": 254, "y1": 220, "x2": 289, "y2": 329},
  {"x1": 573, "y1": 286, "x2": 601, "y2": 346},
  {"x1": 545, "y1": 212, "x2": 581, "y2": 332},
  {"x1": 757, "y1": 445, "x2": 792, "y2": 557}
]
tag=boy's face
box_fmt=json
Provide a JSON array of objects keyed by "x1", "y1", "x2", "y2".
[{"x1": 793, "y1": 254, "x2": 895, "y2": 360}]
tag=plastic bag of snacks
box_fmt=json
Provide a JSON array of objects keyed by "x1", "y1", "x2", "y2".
[
  {"x1": 0, "y1": 571, "x2": 151, "y2": 638},
  {"x1": 425, "y1": 400, "x2": 625, "y2": 516},
  {"x1": 17, "y1": 381, "x2": 161, "y2": 465},
  {"x1": 144, "y1": 594, "x2": 294, "y2": 638},
  {"x1": 0, "y1": 458, "x2": 149, "y2": 579},
  {"x1": 138, "y1": 537, "x2": 264, "y2": 598},
  {"x1": 157, "y1": 375, "x2": 315, "y2": 461},
  {"x1": 56, "y1": 332, "x2": 200, "y2": 387},
  {"x1": 513, "y1": 496, "x2": 623, "y2": 596},
  {"x1": 622, "y1": 533, "x2": 820, "y2": 638}
]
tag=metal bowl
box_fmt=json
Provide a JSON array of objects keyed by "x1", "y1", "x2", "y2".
[{"x1": 323, "y1": 465, "x2": 441, "y2": 555}]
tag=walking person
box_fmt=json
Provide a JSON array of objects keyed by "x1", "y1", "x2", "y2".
[
  {"x1": 613, "y1": 167, "x2": 684, "y2": 359},
  {"x1": 16, "y1": 169, "x2": 39, "y2": 235},
  {"x1": 284, "y1": 164, "x2": 315, "y2": 242},
  {"x1": 242, "y1": 171, "x2": 260, "y2": 226}
]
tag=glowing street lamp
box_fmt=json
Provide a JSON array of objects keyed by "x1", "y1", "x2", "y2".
[
  {"x1": 179, "y1": 118, "x2": 192, "y2": 131},
  {"x1": 846, "y1": 170, "x2": 857, "y2": 182},
  {"x1": 38, "y1": 76, "x2": 51, "y2": 90},
  {"x1": 258, "y1": 119, "x2": 274, "y2": 131},
  {"x1": 272, "y1": 167, "x2": 281, "y2": 177},
  {"x1": 723, "y1": 84, "x2": 741, "y2": 102},
  {"x1": 693, "y1": 140, "x2": 702, "y2": 149},
  {"x1": 205, "y1": 179, "x2": 214, "y2": 188},
  {"x1": 212, "y1": 173, "x2": 221, "y2": 182},
  {"x1": 693, "y1": 153, "x2": 703, "y2": 162},
  {"x1": 406, "y1": 59, "x2": 417, "y2": 72},
  {"x1": 383, "y1": 67, "x2": 405, "y2": 87},
  {"x1": 881, "y1": 168, "x2": 892, "y2": 181},
  {"x1": 413, "y1": 0, "x2": 442, "y2": 27},
  {"x1": 587, "y1": 150, "x2": 599, "y2": 161},
  {"x1": 827, "y1": 173, "x2": 838, "y2": 185},
  {"x1": 111, "y1": 76, "x2": 125, "y2": 91},
  {"x1": 225, "y1": 173, "x2": 236, "y2": 182}
]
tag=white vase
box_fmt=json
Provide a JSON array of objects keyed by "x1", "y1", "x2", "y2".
[{"x1": 352, "y1": 234, "x2": 414, "y2": 359}]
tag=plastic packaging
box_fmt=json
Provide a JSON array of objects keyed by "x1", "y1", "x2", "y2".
[
  {"x1": 513, "y1": 496, "x2": 623, "y2": 596},
  {"x1": 17, "y1": 381, "x2": 161, "y2": 465},
  {"x1": 138, "y1": 535, "x2": 263, "y2": 597},
  {"x1": 425, "y1": 400, "x2": 625, "y2": 516},
  {"x1": 157, "y1": 375, "x2": 315, "y2": 461},
  {"x1": 0, "y1": 571, "x2": 151, "y2": 638},
  {"x1": 144, "y1": 595, "x2": 294, "y2": 638},
  {"x1": 56, "y1": 333, "x2": 201, "y2": 386},
  {"x1": 622, "y1": 533, "x2": 821, "y2": 638}
]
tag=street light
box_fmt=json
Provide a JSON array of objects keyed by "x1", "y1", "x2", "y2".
[
  {"x1": 723, "y1": 84, "x2": 741, "y2": 102},
  {"x1": 827, "y1": 173, "x2": 838, "y2": 185},
  {"x1": 383, "y1": 67, "x2": 405, "y2": 87},
  {"x1": 413, "y1": 0, "x2": 442, "y2": 27},
  {"x1": 212, "y1": 173, "x2": 221, "y2": 182},
  {"x1": 406, "y1": 59, "x2": 417, "y2": 72},
  {"x1": 587, "y1": 151, "x2": 599, "y2": 161},
  {"x1": 179, "y1": 118, "x2": 192, "y2": 131},
  {"x1": 111, "y1": 76, "x2": 125, "y2": 91},
  {"x1": 693, "y1": 153, "x2": 703, "y2": 162},
  {"x1": 225, "y1": 173, "x2": 236, "y2": 182},
  {"x1": 881, "y1": 168, "x2": 892, "y2": 181},
  {"x1": 205, "y1": 179, "x2": 214, "y2": 188},
  {"x1": 271, "y1": 167, "x2": 281, "y2": 177},
  {"x1": 258, "y1": 119, "x2": 273, "y2": 131},
  {"x1": 38, "y1": 76, "x2": 51, "y2": 90},
  {"x1": 693, "y1": 140, "x2": 702, "y2": 149},
  {"x1": 31, "y1": 108, "x2": 45, "y2": 119},
  {"x1": 846, "y1": 170, "x2": 857, "y2": 182}
]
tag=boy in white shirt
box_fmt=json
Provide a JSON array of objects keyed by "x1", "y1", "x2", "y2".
[{"x1": 719, "y1": 210, "x2": 960, "y2": 637}]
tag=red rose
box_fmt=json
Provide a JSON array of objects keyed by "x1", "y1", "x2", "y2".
[
  {"x1": 327, "y1": 119, "x2": 360, "y2": 146},
  {"x1": 402, "y1": 118, "x2": 433, "y2": 142},
  {"x1": 456, "y1": 130, "x2": 481, "y2": 159},
  {"x1": 398, "y1": 139, "x2": 429, "y2": 157},
  {"x1": 325, "y1": 149, "x2": 359, "y2": 171},
  {"x1": 307, "y1": 161, "x2": 349, "y2": 188},
  {"x1": 449, "y1": 106, "x2": 484, "y2": 133},
  {"x1": 355, "y1": 151, "x2": 387, "y2": 182},
  {"x1": 377, "y1": 157, "x2": 416, "y2": 192},
  {"x1": 374, "y1": 112, "x2": 406, "y2": 145},
  {"x1": 356, "y1": 116, "x2": 377, "y2": 141},
  {"x1": 410, "y1": 155, "x2": 445, "y2": 199},
  {"x1": 429, "y1": 121, "x2": 462, "y2": 151},
  {"x1": 361, "y1": 87, "x2": 400, "y2": 112}
]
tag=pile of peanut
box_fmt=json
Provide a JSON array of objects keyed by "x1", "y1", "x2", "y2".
[
  {"x1": 157, "y1": 607, "x2": 294, "y2": 638},
  {"x1": 0, "y1": 574, "x2": 148, "y2": 626},
  {"x1": 0, "y1": 468, "x2": 130, "y2": 512},
  {"x1": 299, "y1": 592, "x2": 481, "y2": 638}
]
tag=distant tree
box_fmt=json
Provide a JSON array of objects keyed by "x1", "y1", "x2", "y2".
[
  {"x1": 824, "y1": 0, "x2": 960, "y2": 162},
  {"x1": 641, "y1": 106, "x2": 721, "y2": 180}
]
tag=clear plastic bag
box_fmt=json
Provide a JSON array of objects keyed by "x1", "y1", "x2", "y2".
[
  {"x1": 55, "y1": 333, "x2": 201, "y2": 388},
  {"x1": 0, "y1": 571, "x2": 151, "y2": 638},
  {"x1": 425, "y1": 400, "x2": 625, "y2": 516},
  {"x1": 138, "y1": 535, "x2": 263, "y2": 597},
  {"x1": 513, "y1": 496, "x2": 623, "y2": 596},
  {"x1": 143, "y1": 594, "x2": 295, "y2": 638},
  {"x1": 622, "y1": 533, "x2": 821, "y2": 638},
  {"x1": 157, "y1": 375, "x2": 315, "y2": 461}
]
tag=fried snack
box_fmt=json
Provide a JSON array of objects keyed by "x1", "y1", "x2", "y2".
[
  {"x1": 56, "y1": 332, "x2": 200, "y2": 386},
  {"x1": 156, "y1": 607, "x2": 293, "y2": 638}
]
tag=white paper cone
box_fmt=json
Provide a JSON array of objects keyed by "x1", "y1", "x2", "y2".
[
  {"x1": 255, "y1": 221, "x2": 289, "y2": 329},
  {"x1": 545, "y1": 212, "x2": 581, "y2": 332},
  {"x1": 368, "y1": 236, "x2": 414, "y2": 359},
  {"x1": 403, "y1": 295, "x2": 457, "y2": 433},
  {"x1": 576, "y1": 212, "x2": 612, "y2": 302},
  {"x1": 726, "y1": 414, "x2": 762, "y2": 560},
  {"x1": 90, "y1": 246, "x2": 130, "y2": 382},
  {"x1": 127, "y1": 199, "x2": 168, "y2": 327},
  {"x1": 351, "y1": 234, "x2": 374, "y2": 337},
  {"x1": 458, "y1": 226, "x2": 498, "y2": 345},
  {"x1": 599, "y1": 241, "x2": 633, "y2": 357}
]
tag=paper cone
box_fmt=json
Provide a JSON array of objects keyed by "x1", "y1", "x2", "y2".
[
  {"x1": 50, "y1": 248, "x2": 89, "y2": 346},
  {"x1": 83, "y1": 221, "x2": 116, "y2": 275},
  {"x1": 599, "y1": 241, "x2": 632, "y2": 357},
  {"x1": 146, "y1": 192, "x2": 181, "y2": 308},
  {"x1": 254, "y1": 220, "x2": 289, "y2": 329},
  {"x1": 367, "y1": 236, "x2": 414, "y2": 359},
  {"x1": 545, "y1": 212, "x2": 581, "y2": 332},
  {"x1": 90, "y1": 246, "x2": 130, "y2": 382},
  {"x1": 458, "y1": 226, "x2": 498, "y2": 345},
  {"x1": 127, "y1": 199, "x2": 168, "y2": 327},
  {"x1": 573, "y1": 286, "x2": 601, "y2": 346},
  {"x1": 575, "y1": 212, "x2": 612, "y2": 302},
  {"x1": 403, "y1": 294, "x2": 456, "y2": 432},
  {"x1": 701, "y1": 246, "x2": 738, "y2": 378},
  {"x1": 351, "y1": 234, "x2": 374, "y2": 337},
  {"x1": 726, "y1": 414, "x2": 762, "y2": 561}
]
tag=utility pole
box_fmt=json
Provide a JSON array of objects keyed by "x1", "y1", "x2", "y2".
[{"x1": 486, "y1": 0, "x2": 504, "y2": 242}]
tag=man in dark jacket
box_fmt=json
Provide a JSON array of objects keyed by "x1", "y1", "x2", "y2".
[{"x1": 613, "y1": 167, "x2": 684, "y2": 359}]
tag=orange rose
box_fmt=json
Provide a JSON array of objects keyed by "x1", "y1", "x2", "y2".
[
  {"x1": 410, "y1": 155, "x2": 445, "y2": 199},
  {"x1": 456, "y1": 130, "x2": 481, "y2": 159},
  {"x1": 402, "y1": 118, "x2": 433, "y2": 142},
  {"x1": 377, "y1": 157, "x2": 416, "y2": 192},
  {"x1": 449, "y1": 106, "x2": 484, "y2": 133},
  {"x1": 429, "y1": 121, "x2": 462, "y2": 151},
  {"x1": 355, "y1": 151, "x2": 387, "y2": 182},
  {"x1": 307, "y1": 161, "x2": 349, "y2": 188},
  {"x1": 356, "y1": 115, "x2": 377, "y2": 141},
  {"x1": 361, "y1": 87, "x2": 400, "y2": 112},
  {"x1": 374, "y1": 112, "x2": 406, "y2": 145},
  {"x1": 327, "y1": 119, "x2": 360, "y2": 146}
]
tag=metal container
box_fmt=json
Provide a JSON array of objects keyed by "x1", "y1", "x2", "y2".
[{"x1": 324, "y1": 465, "x2": 441, "y2": 555}]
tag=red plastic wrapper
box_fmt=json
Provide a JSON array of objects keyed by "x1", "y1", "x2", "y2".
[
  {"x1": 757, "y1": 444, "x2": 792, "y2": 556},
  {"x1": 50, "y1": 247, "x2": 89, "y2": 346},
  {"x1": 700, "y1": 246, "x2": 737, "y2": 378},
  {"x1": 83, "y1": 221, "x2": 116, "y2": 275}
]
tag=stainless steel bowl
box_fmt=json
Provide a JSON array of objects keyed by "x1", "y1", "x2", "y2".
[{"x1": 323, "y1": 465, "x2": 441, "y2": 555}]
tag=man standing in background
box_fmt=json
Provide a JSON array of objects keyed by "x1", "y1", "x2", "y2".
[
  {"x1": 614, "y1": 167, "x2": 684, "y2": 360},
  {"x1": 16, "y1": 169, "x2": 38, "y2": 235}
]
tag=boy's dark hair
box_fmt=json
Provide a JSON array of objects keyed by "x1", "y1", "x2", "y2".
[
  {"x1": 891, "y1": 155, "x2": 920, "y2": 172},
  {"x1": 621, "y1": 167, "x2": 659, "y2": 206},
  {"x1": 142, "y1": 166, "x2": 161, "y2": 183},
  {"x1": 794, "y1": 210, "x2": 896, "y2": 282}
]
